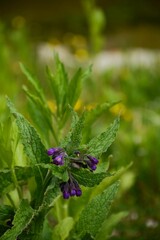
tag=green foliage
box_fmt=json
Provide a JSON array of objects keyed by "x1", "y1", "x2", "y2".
[
  {"x1": 95, "y1": 211, "x2": 128, "y2": 240},
  {"x1": 46, "y1": 54, "x2": 92, "y2": 120},
  {"x1": 0, "y1": 167, "x2": 33, "y2": 196},
  {"x1": 52, "y1": 217, "x2": 74, "y2": 240},
  {"x1": 0, "y1": 200, "x2": 35, "y2": 240},
  {"x1": 0, "y1": 205, "x2": 14, "y2": 224},
  {"x1": 71, "y1": 168, "x2": 112, "y2": 187},
  {"x1": 65, "y1": 109, "x2": 86, "y2": 151},
  {"x1": 75, "y1": 182, "x2": 119, "y2": 237},
  {"x1": 20, "y1": 63, "x2": 54, "y2": 142},
  {"x1": 87, "y1": 117, "x2": 120, "y2": 157},
  {"x1": 0, "y1": 56, "x2": 121, "y2": 239},
  {"x1": 6, "y1": 97, "x2": 49, "y2": 165}
]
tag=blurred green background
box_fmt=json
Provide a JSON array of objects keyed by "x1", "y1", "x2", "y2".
[{"x1": 0, "y1": 0, "x2": 160, "y2": 239}]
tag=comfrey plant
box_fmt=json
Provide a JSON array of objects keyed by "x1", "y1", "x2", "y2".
[{"x1": 0, "y1": 55, "x2": 123, "y2": 240}]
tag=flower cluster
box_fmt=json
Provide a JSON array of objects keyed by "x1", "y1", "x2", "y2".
[
  {"x1": 47, "y1": 147, "x2": 99, "y2": 199},
  {"x1": 70, "y1": 151, "x2": 99, "y2": 171},
  {"x1": 60, "y1": 176, "x2": 82, "y2": 199}
]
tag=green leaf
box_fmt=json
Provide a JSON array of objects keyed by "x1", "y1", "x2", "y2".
[
  {"x1": 0, "y1": 200, "x2": 35, "y2": 240},
  {"x1": 71, "y1": 168, "x2": 112, "y2": 187},
  {"x1": 46, "y1": 66, "x2": 59, "y2": 109},
  {"x1": 85, "y1": 101, "x2": 119, "y2": 127},
  {"x1": 68, "y1": 65, "x2": 92, "y2": 107},
  {"x1": 37, "y1": 163, "x2": 69, "y2": 182},
  {"x1": 19, "y1": 63, "x2": 45, "y2": 102},
  {"x1": 0, "y1": 205, "x2": 14, "y2": 225},
  {"x1": 46, "y1": 54, "x2": 68, "y2": 116},
  {"x1": 6, "y1": 97, "x2": 49, "y2": 165},
  {"x1": 91, "y1": 162, "x2": 133, "y2": 198},
  {"x1": 69, "y1": 111, "x2": 86, "y2": 150},
  {"x1": 61, "y1": 108, "x2": 86, "y2": 151},
  {"x1": 95, "y1": 211, "x2": 128, "y2": 240},
  {"x1": 0, "y1": 169, "x2": 13, "y2": 196},
  {"x1": 65, "y1": 109, "x2": 86, "y2": 152},
  {"x1": 87, "y1": 117, "x2": 120, "y2": 157},
  {"x1": 53, "y1": 217, "x2": 74, "y2": 240},
  {"x1": 39, "y1": 177, "x2": 60, "y2": 208},
  {"x1": 23, "y1": 86, "x2": 53, "y2": 140},
  {"x1": 60, "y1": 107, "x2": 79, "y2": 148},
  {"x1": 0, "y1": 117, "x2": 18, "y2": 168},
  {"x1": 0, "y1": 167, "x2": 34, "y2": 196},
  {"x1": 75, "y1": 182, "x2": 119, "y2": 237}
]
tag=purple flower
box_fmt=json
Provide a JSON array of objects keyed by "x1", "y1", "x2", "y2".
[
  {"x1": 47, "y1": 147, "x2": 63, "y2": 156},
  {"x1": 76, "y1": 189, "x2": 82, "y2": 196},
  {"x1": 52, "y1": 153, "x2": 64, "y2": 165},
  {"x1": 84, "y1": 155, "x2": 99, "y2": 171},
  {"x1": 85, "y1": 159, "x2": 96, "y2": 171},
  {"x1": 87, "y1": 155, "x2": 99, "y2": 164},
  {"x1": 60, "y1": 177, "x2": 82, "y2": 199},
  {"x1": 47, "y1": 147, "x2": 66, "y2": 166}
]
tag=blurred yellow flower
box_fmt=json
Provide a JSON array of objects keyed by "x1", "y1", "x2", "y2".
[
  {"x1": 110, "y1": 102, "x2": 132, "y2": 121},
  {"x1": 47, "y1": 100, "x2": 57, "y2": 113},
  {"x1": 71, "y1": 35, "x2": 87, "y2": 48},
  {"x1": 85, "y1": 103, "x2": 97, "y2": 110},
  {"x1": 74, "y1": 49, "x2": 89, "y2": 61},
  {"x1": 74, "y1": 99, "x2": 83, "y2": 111}
]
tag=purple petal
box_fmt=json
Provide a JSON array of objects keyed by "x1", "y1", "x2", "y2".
[
  {"x1": 53, "y1": 154, "x2": 64, "y2": 165},
  {"x1": 91, "y1": 164, "x2": 97, "y2": 171},
  {"x1": 70, "y1": 189, "x2": 76, "y2": 196},
  {"x1": 47, "y1": 147, "x2": 62, "y2": 156},
  {"x1": 76, "y1": 189, "x2": 82, "y2": 197},
  {"x1": 87, "y1": 155, "x2": 99, "y2": 164},
  {"x1": 63, "y1": 191, "x2": 70, "y2": 199}
]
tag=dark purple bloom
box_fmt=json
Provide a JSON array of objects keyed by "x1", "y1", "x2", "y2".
[
  {"x1": 63, "y1": 191, "x2": 70, "y2": 199},
  {"x1": 47, "y1": 147, "x2": 63, "y2": 156},
  {"x1": 52, "y1": 153, "x2": 64, "y2": 165},
  {"x1": 82, "y1": 155, "x2": 99, "y2": 171},
  {"x1": 70, "y1": 189, "x2": 76, "y2": 196},
  {"x1": 76, "y1": 189, "x2": 82, "y2": 196},
  {"x1": 60, "y1": 177, "x2": 82, "y2": 199},
  {"x1": 47, "y1": 147, "x2": 66, "y2": 166},
  {"x1": 87, "y1": 155, "x2": 99, "y2": 164}
]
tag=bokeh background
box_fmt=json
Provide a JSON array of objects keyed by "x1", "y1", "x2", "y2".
[{"x1": 0, "y1": 0, "x2": 160, "y2": 239}]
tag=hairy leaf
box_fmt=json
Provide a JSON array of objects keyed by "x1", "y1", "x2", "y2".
[
  {"x1": 95, "y1": 211, "x2": 128, "y2": 240},
  {"x1": 6, "y1": 97, "x2": 49, "y2": 165},
  {"x1": 68, "y1": 65, "x2": 92, "y2": 107},
  {"x1": 0, "y1": 200, "x2": 35, "y2": 240},
  {"x1": 71, "y1": 168, "x2": 112, "y2": 187},
  {"x1": 91, "y1": 162, "x2": 132, "y2": 199},
  {"x1": 0, "y1": 205, "x2": 14, "y2": 224},
  {"x1": 20, "y1": 63, "x2": 45, "y2": 102},
  {"x1": 60, "y1": 107, "x2": 79, "y2": 148},
  {"x1": 23, "y1": 86, "x2": 53, "y2": 140},
  {"x1": 76, "y1": 182, "x2": 119, "y2": 237},
  {"x1": 61, "y1": 108, "x2": 86, "y2": 151},
  {"x1": 46, "y1": 54, "x2": 68, "y2": 116},
  {"x1": 39, "y1": 177, "x2": 60, "y2": 208},
  {"x1": 87, "y1": 117, "x2": 120, "y2": 157},
  {"x1": 85, "y1": 101, "x2": 119, "y2": 127},
  {"x1": 53, "y1": 217, "x2": 74, "y2": 240},
  {"x1": 0, "y1": 117, "x2": 17, "y2": 168},
  {"x1": 37, "y1": 163, "x2": 68, "y2": 182},
  {"x1": 0, "y1": 167, "x2": 34, "y2": 196},
  {"x1": 69, "y1": 111, "x2": 86, "y2": 150}
]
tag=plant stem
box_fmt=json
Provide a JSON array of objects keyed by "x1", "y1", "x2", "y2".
[
  {"x1": 6, "y1": 193, "x2": 16, "y2": 209},
  {"x1": 11, "y1": 167, "x2": 23, "y2": 200}
]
